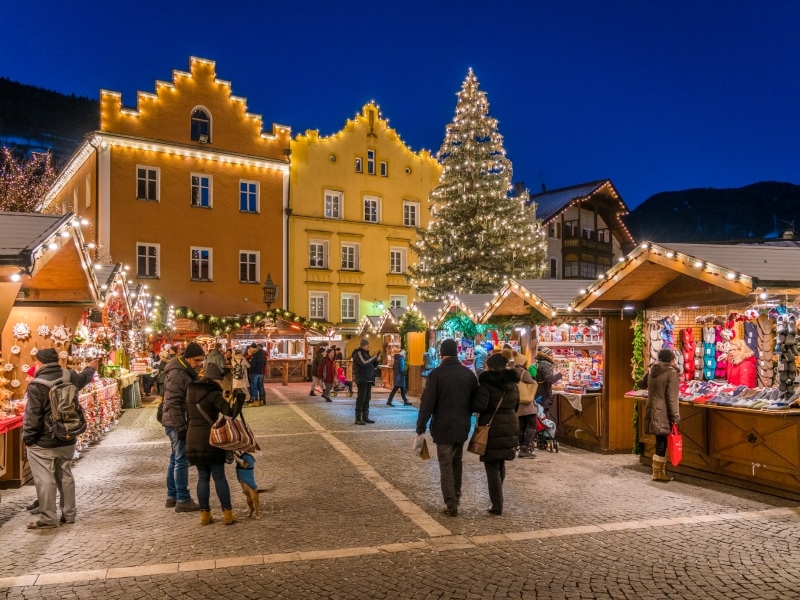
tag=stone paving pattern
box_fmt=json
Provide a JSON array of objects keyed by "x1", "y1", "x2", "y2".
[{"x1": 1, "y1": 383, "x2": 799, "y2": 598}]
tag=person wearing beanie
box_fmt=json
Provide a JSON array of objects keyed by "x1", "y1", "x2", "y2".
[
  {"x1": 639, "y1": 345, "x2": 681, "y2": 483},
  {"x1": 161, "y1": 341, "x2": 205, "y2": 512},
  {"x1": 185, "y1": 360, "x2": 245, "y2": 526},
  {"x1": 351, "y1": 339, "x2": 381, "y2": 424},
  {"x1": 416, "y1": 338, "x2": 478, "y2": 517},
  {"x1": 534, "y1": 346, "x2": 562, "y2": 417},
  {"x1": 152, "y1": 350, "x2": 170, "y2": 398},
  {"x1": 23, "y1": 350, "x2": 98, "y2": 529}
]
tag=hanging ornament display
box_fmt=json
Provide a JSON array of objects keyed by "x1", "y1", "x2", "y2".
[
  {"x1": 10, "y1": 345, "x2": 21, "y2": 355},
  {"x1": 3, "y1": 363, "x2": 13, "y2": 372},
  {"x1": 12, "y1": 322, "x2": 31, "y2": 340},
  {"x1": 37, "y1": 324, "x2": 51, "y2": 338},
  {"x1": 51, "y1": 324, "x2": 72, "y2": 346},
  {"x1": 30, "y1": 347, "x2": 38, "y2": 356},
  {"x1": 10, "y1": 379, "x2": 20, "y2": 388}
]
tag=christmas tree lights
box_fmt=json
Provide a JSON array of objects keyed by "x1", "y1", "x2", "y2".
[{"x1": 410, "y1": 70, "x2": 546, "y2": 300}]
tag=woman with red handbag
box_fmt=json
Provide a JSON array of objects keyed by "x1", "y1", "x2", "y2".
[{"x1": 639, "y1": 348, "x2": 681, "y2": 482}]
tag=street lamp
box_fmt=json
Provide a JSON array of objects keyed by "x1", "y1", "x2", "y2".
[{"x1": 262, "y1": 274, "x2": 279, "y2": 309}]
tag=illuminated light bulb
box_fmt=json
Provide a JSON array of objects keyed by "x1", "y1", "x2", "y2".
[
  {"x1": 694, "y1": 261, "x2": 703, "y2": 268},
  {"x1": 11, "y1": 273, "x2": 21, "y2": 282},
  {"x1": 760, "y1": 292, "x2": 768, "y2": 300},
  {"x1": 48, "y1": 242, "x2": 58, "y2": 250},
  {"x1": 726, "y1": 272, "x2": 736, "y2": 280}
]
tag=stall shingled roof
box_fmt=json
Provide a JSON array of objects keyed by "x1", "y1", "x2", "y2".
[
  {"x1": 356, "y1": 315, "x2": 382, "y2": 336},
  {"x1": 570, "y1": 242, "x2": 800, "y2": 312},
  {"x1": 377, "y1": 307, "x2": 407, "y2": 333},
  {"x1": 482, "y1": 279, "x2": 591, "y2": 321},
  {"x1": 408, "y1": 301, "x2": 447, "y2": 327},
  {"x1": 435, "y1": 293, "x2": 496, "y2": 327}
]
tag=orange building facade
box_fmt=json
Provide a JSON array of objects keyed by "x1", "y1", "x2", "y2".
[{"x1": 40, "y1": 57, "x2": 291, "y2": 315}]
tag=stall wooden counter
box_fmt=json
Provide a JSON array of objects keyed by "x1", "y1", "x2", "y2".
[
  {"x1": 266, "y1": 357, "x2": 306, "y2": 385},
  {"x1": 637, "y1": 398, "x2": 800, "y2": 501}
]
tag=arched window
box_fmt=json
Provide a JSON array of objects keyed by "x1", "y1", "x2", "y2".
[{"x1": 191, "y1": 108, "x2": 211, "y2": 143}]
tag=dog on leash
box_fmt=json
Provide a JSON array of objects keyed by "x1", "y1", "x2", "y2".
[{"x1": 234, "y1": 451, "x2": 268, "y2": 518}]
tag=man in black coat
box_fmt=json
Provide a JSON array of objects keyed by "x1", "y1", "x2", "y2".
[
  {"x1": 23, "y1": 348, "x2": 97, "y2": 529},
  {"x1": 162, "y1": 342, "x2": 205, "y2": 512},
  {"x1": 352, "y1": 339, "x2": 380, "y2": 425},
  {"x1": 416, "y1": 339, "x2": 478, "y2": 517}
]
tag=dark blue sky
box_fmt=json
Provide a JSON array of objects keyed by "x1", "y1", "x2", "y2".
[{"x1": 2, "y1": 1, "x2": 798, "y2": 208}]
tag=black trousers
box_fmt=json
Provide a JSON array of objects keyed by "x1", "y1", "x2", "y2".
[
  {"x1": 484, "y1": 460, "x2": 506, "y2": 511},
  {"x1": 654, "y1": 434, "x2": 668, "y2": 457},
  {"x1": 518, "y1": 415, "x2": 537, "y2": 446}
]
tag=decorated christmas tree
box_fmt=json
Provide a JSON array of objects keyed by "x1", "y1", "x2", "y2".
[{"x1": 410, "y1": 70, "x2": 546, "y2": 301}]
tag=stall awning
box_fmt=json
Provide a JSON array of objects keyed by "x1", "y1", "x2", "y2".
[
  {"x1": 434, "y1": 293, "x2": 496, "y2": 327},
  {"x1": 570, "y1": 242, "x2": 800, "y2": 312},
  {"x1": 407, "y1": 301, "x2": 447, "y2": 328},
  {"x1": 482, "y1": 279, "x2": 591, "y2": 321},
  {"x1": 377, "y1": 307, "x2": 406, "y2": 333},
  {"x1": 0, "y1": 211, "x2": 100, "y2": 305}
]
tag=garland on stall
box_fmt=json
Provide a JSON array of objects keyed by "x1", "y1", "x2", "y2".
[
  {"x1": 441, "y1": 310, "x2": 486, "y2": 340},
  {"x1": 631, "y1": 311, "x2": 645, "y2": 454},
  {"x1": 398, "y1": 310, "x2": 427, "y2": 349},
  {"x1": 170, "y1": 306, "x2": 326, "y2": 336}
]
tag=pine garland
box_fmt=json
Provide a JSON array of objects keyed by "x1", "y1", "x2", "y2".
[{"x1": 631, "y1": 311, "x2": 645, "y2": 454}]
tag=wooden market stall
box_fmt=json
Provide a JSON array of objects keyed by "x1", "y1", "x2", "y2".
[
  {"x1": 233, "y1": 316, "x2": 327, "y2": 385},
  {"x1": 572, "y1": 241, "x2": 800, "y2": 499},
  {"x1": 404, "y1": 301, "x2": 447, "y2": 395},
  {"x1": 355, "y1": 310, "x2": 405, "y2": 389},
  {"x1": 0, "y1": 212, "x2": 109, "y2": 488},
  {"x1": 482, "y1": 279, "x2": 634, "y2": 453},
  {"x1": 432, "y1": 293, "x2": 497, "y2": 366}
]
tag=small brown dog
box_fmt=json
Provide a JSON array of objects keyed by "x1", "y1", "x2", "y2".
[{"x1": 234, "y1": 452, "x2": 267, "y2": 518}]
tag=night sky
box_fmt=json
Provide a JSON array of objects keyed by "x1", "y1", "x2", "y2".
[{"x1": 2, "y1": 1, "x2": 798, "y2": 208}]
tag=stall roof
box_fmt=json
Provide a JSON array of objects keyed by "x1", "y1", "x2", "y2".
[
  {"x1": 0, "y1": 211, "x2": 100, "y2": 305},
  {"x1": 377, "y1": 307, "x2": 407, "y2": 333},
  {"x1": 407, "y1": 301, "x2": 447, "y2": 327},
  {"x1": 95, "y1": 264, "x2": 133, "y2": 316},
  {"x1": 482, "y1": 279, "x2": 591, "y2": 321},
  {"x1": 357, "y1": 315, "x2": 382, "y2": 336},
  {"x1": 570, "y1": 242, "x2": 800, "y2": 312},
  {"x1": 435, "y1": 293, "x2": 496, "y2": 327}
]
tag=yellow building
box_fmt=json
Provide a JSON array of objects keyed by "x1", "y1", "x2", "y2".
[
  {"x1": 40, "y1": 57, "x2": 291, "y2": 316},
  {"x1": 288, "y1": 104, "x2": 441, "y2": 343}
]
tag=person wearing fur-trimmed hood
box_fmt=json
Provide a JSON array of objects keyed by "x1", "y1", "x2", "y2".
[
  {"x1": 471, "y1": 353, "x2": 520, "y2": 516},
  {"x1": 639, "y1": 347, "x2": 681, "y2": 483}
]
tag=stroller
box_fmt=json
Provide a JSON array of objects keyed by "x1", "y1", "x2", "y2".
[
  {"x1": 534, "y1": 405, "x2": 559, "y2": 453},
  {"x1": 330, "y1": 379, "x2": 354, "y2": 397}
]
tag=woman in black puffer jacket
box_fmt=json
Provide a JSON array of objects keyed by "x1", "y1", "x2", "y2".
[
  {"x1": 186, "y1": 363, "x2": 245, "y2": 525},
  {"x1": 472, "y1": 353, "x2": 520, "y2": 516}
]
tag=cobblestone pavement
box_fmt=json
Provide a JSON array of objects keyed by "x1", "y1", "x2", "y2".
[{"x1": 1, "y1": 383, "x2": 799, "y2": 599}]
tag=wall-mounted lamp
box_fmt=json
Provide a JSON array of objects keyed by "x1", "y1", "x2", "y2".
[{"x1": 373, "y1": 299, "x2": 385, "y2": 310}]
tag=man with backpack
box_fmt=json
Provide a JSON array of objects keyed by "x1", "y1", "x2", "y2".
[{"x1": 23, "y1": 348, "x2": 97, "y2": 529}]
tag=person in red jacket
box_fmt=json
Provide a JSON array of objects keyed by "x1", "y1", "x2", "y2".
[
  {"x1": 318, "y1": 347, "x2": 336, "y2": 402},
  {"x1": 727, "y1": 339, "x2": 757, "y2": 388}
]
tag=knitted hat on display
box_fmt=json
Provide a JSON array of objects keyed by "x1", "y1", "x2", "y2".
[
  {"x1": 36, "y1": 348, "x2": 59, "y2": 364},
  {"x1": 203, "y1": 362, "x2": 224, "y2": 381},
  {"x1": 183, "y1": 342, "x2": 205, "y2": 359},
  {"x1": 440, "y1": 339, "x2": 458, "y2": 357},
  {"x1": 537, "y1": 346, "x2": 554, "y2": 358}
]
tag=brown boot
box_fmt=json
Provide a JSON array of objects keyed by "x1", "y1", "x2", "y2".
[
  {"x1": 652, "y1": 455, "x2": 673, "y2": 482},
  {"x1": 200, "y1": 510, "x2": 214, "y2": 526},
  {"x1": 222, "y1": 508, "x2": 237, "y2": 525}
]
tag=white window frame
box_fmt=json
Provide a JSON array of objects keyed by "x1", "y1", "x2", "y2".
[
  {"x1": 239, "y1": 250, "x2": 260, "y2": 283},
  {"x1": 367, "y1": 149, "x2": 376, "y2": 175},
  {"x1": 239, "y1": 180, "x2": 259, "y2": 213},
  {"x1": 363, "y1": 195, "x2": 381, "y2": 223},
  {"x1": 309, "y1": 292, "x2": 328, "y2": 320},
  {"x1": 136, "y1": 165, "x2": 160, "y2": 202},
  {"x1": 324, "y1": 189, "x2": 343, "y2": 219},
  {"x1": 190, "y1": 246, "x2": 213, "y2": 281},
  {"x1": 309, "y1": 240, "x2": 328, "y2": 269},
  {"x1": 341, "y1": 293, "x2": 359, "y2": 322},
  {"x1": 341, "y1": 243, "x2": 359, "y2": 271},
  {"x1": 136, "y1": 242, "x2": 160, "y2": 279},
  {"x1": 389, "y1": 247, "x2": 407, "y2": 274},
  {"x1": 380, "y1": 161, "x2": 388, "y2": 177},
  {"x1": 355, "y1": 157, "x2": 363, "y2": 173},
  {"x1": 389, "y1": 295, "x2": 407, "y2": 309},
  {"x1": 190, "y1": 173, "x2": 213, "y2": 208},
  {"x1": 403, "y1": 200, "x2": 420, "y2": 227}
]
